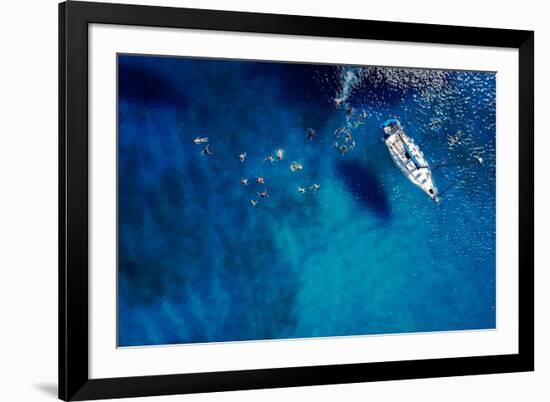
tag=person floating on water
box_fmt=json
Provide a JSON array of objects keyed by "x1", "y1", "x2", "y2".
[
  {"x1": 298, "y1": 187, "x2": 306, "y2": 194},
  {"x1": 429, "y1": 117, "x2": 442, "y2": 130},
  {"x1": 447, "y1": 130, "x2": 463, "y2": 146},
  {"x1": 290, "y1": 161, "x2": 303, "y2": 172},
  {"x1": 276, "y1": 148, "x2": 285, "y2": 161},
  {"x1": 335, "y1": 127, "x2": 350, "y2": 139},
  {"x1": 239, "y1": 152, "x2": 247, "y2": 162},
  {"x1": 250, "y1": 199, "x2": 258, "y2": 207},
  {"x1": 241, "y1": 178, "x2": 249, "y2": 186},
  {"x1": 310, "y1": 183, "x2": 320, "y2": 193},
  {"x1": 201, "y1": 144, "x2": 213, "y2": 156},
  {"x1": 258, "y1": 189, "x2": 269, "y2": 198},
  {"x1": 256, "y1": 176, "x2": 265, "y2": 184},
  {"x1": 307, "y1": 128, "x2": 316, "y2": 140},
  {"x1": 265, "y1": 155, "x2": 274, "y2": 162},
  {"x1": 338, "y1": 144, "x2": 348, "y2": 155},
  {"x1": 193, "y1": 136, "x2": 208, "y2": 144},
  {"x1": 334, "y1": 124, "x2": 355, "y2": 155}
]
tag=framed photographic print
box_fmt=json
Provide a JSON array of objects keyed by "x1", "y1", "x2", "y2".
[{"x1": 59, "y1": 1, "x2": 534, "y2": 400}]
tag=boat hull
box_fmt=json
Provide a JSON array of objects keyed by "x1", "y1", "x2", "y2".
[{"x1": 380, "y1": 119, "x2": 439, "y2": 202}]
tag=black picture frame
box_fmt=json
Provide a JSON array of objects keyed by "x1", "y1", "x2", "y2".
[{"x1": 59, "y1": 1, "x2": 534, "y2": 400}]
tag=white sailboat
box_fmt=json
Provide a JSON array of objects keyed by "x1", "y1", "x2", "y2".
[{"x1": 380, "y1": 119, "x2": 440, "y2": 202}]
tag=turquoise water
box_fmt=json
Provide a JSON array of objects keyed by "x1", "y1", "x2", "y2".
[{"x1": 117, "y1": 55, "x2": 496, "y2": 346}]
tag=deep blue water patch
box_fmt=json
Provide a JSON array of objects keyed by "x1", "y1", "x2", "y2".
[
  {"x1": 337, "y1": 160, "x2": 392, "y2": 221},
  {"x1": 117, "y1": 54, "x2": 496, "y2": 346}
]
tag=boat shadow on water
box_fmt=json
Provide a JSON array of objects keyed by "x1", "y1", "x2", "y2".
[{"x1": 336, "y1": 160, "x2": 392, "y2": 222}]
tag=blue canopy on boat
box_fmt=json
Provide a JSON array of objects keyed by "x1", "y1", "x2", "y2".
[{"x1": 379, "y1": 118, "x2": 400, "y2": 130}]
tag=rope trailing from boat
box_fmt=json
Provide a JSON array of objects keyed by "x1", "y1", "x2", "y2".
[
  {"x1": 433, "y1": 156, "x2": 484, "y2": 200},
  {"x1": 438, "y1": 182, "x2": 457, "y2": 198},
  {"x1": 432, "y1": 158, "x2": 483, "y2": 172}
]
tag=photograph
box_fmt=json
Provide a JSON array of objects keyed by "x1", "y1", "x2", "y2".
[
  {"x1": 117, "y1": 54, "x2": 496, "y2": 347},
  {"x1": 0, "y1": 0, "x2": 539, "y2": 401}
]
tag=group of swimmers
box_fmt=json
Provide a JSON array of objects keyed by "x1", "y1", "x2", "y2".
[
  {"x1": 331, "y1": 105, "x2": 370, "y2": 156},
  {"x1": 237, "y1": 143, "x2": 321, "y2": 206},
  {"x1": 232, "y1": 128, "x2": 330, "y2": 207},
  {"x1": 193, "y1": 106, "x2": 370, "y2": 207}
]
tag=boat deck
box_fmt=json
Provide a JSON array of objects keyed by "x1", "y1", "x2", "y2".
[{"x1": 383, "y1": 123, "x2": 439, "y2": 201}]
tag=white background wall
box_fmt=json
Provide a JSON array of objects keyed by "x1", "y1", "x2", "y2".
[{"x1": 0, "y1": 0, "x2": 545, "y2": 401}]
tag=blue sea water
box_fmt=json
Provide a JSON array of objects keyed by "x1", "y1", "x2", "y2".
[{"x1": 117, "y1": 54, "x2": 496, "y2": 347}]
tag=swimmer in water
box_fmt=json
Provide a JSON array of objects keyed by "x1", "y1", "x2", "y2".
[
  {"x1": 265, "y1": 155, "x2": 274, "y2": 162},
  {"x1": 256, "y1": 176, "x2": 265, "y2": 184},
  {"x1": 258, "y1": 189, "x2": 269, "y2": 198},
  {"x1": 310, "y1": 183, "x2": 320, "y2": 193},
  {"x1": 250, "y1": 199, "x2": 258, "y2": 207},
  {"x1": 339, "y1": 144, "x2": 348, "y2": 155},
  {"x1": 241, "y1": 178, "x2": 249, "y2": 186},
  {"x1": 447, "y1": 130, "x2": 463, "y2": 146},
  {"x1": 201, "y1": 144, "x2": 214, "y2": 156},
  {"x1": 307, "y1": 128, "x2": 316, "y2": 140},
  {"x1": 290, "y1": 161, "x2": 303, "y2": 172},
  {"x1": 334, "y1": 97, "x2": 343, "y2": 106},
  {"x1": 429, "y1": 117, "x2": 442, "y2": 129},
  {"x1": 345, "y1": 132, "x2": 353, "y2": 143},
  {"x1": 193, "y1": 136, "x2": 209, "y2": 144},
  {"x1": 238, "y1": 152, "x2": 247, "y2": 162},
  {"x1": 276, "y1": 148, "x2": 285, "y2": 161},
  {"x1": 298, "y1": 187, "x2": 306, "y2": 194}
]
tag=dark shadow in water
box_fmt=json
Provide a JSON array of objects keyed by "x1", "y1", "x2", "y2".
[{"x1": 337, "y1": 160, "x2": 392, "y2": 221}]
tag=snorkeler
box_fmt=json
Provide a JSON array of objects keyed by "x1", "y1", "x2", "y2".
[
  {"x1": 345, "y1": 132, "x2": 353, "y2": 143},
  {"x1": 193, "y1": 136, "x2": 208, "y2": 144},
  {"x1": 290, "y1": 161, "x2": 303, "y2": 172},
  {"x1": 429, "y1": 117, "x2": 442, "y2": 129},
  {"x1": 276, "y1": 148, "x2": 285, "y2": 161},
  {"x1": 447, "y1": 130, "x2": 463, "y2": 146},
  {"x1": 201, "y1": 144, "x2": 214, "y2": 156},
  {"x1": 250, "y1": 199, "x2": 258, "y2": 207},
  {"x1": 256, "y1": 176, "x2": 265, "y2": 184},
  {"x1": 298, "y1": 187, "x2": 306, "y2": 194},
  {"x1": 239, "y1": 152, "x2": 247, "y2": 162},
  {"x1": 307, "y1": 128, "x2": 316, "y2": 140},
  {"x1": 339, "y1": 144, "x2": 348, "y2": 155},
  {"x1": 241, "y1": 178, "x2": 249, "y2": 186},
  {"x1": 258, "y1": 189, "x2": 269, "y2": 198},
  {"x1": 310, "y1": 183, "x2": 320, "y2": 193}
]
